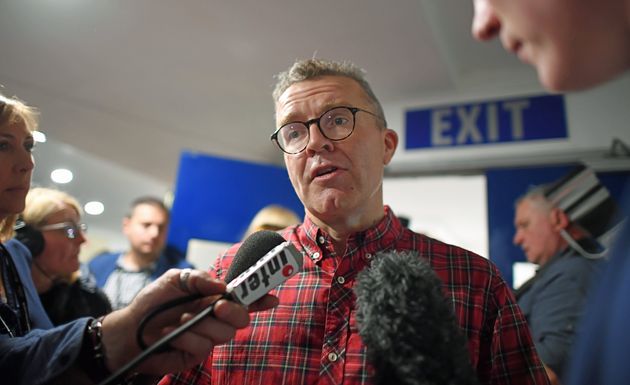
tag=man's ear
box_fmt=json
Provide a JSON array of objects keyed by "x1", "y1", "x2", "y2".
[
  {"x1": 382, "y1": 128, "x2": 398, "y2": 165},
  {"x1": 122, "y1": 217, "x2": 131, "y2": 235},
  {"x1": 550, "y1": 207, "x2": 570, "y2": 231}
]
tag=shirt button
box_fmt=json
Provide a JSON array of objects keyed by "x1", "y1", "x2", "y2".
[
  {"x1": 336, "y1": 276, "x2": 345, "y2": 285},
  {"x1": 318, "y1": 236, "x2": 326, "y2": 244},
  {"x1": 328, "y1": 352, "x2": 338, "y2": 362},
  {"x1": 365, "y1": 253, "x2": 373, "y2": 260},
  {"x1": 312, "y1": 252, "x2": 320, "y2": 259}
]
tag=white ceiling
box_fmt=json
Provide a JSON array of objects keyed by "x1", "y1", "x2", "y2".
[{"x1": 0, "y1": 0, "x2": 535, "y2": 244}]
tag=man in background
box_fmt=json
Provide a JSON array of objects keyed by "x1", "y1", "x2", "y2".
[
  {"x1": 471, "y1": 1, "x2": 629, "y2": 384},
  {"x1": 89, "y1": 196, "x2": 194, "y2": 309},
  {"x1": 512, "y1": 167, "x2": 616, "y2": 383}
]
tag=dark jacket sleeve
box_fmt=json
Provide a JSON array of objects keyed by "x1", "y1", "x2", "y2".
[
  {"x1": 0, "y1": 318, "x2": 90, "y2": 385},
  {"x1": 3, "y1": 240, "x2": 92, "y2": 384},
  {"x1": 4, "y1": 239, "x2": 53, "y2": 329}
]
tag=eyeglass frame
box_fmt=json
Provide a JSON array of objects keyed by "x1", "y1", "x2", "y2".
[
  {"x1": 39, "y1": 222, "x2": 88, "y2": 240},
  {"x1": 270, "y1": 105, "x2": 385, "y2": 154}
]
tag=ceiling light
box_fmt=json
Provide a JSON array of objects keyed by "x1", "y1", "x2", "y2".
[
  {"x1": 84, "y1": 201, "x2": 105, "y2": 216},
  {"x1": 33, "y1": 131, "x2": 47, "y2": 143},
  {"x1": 50, "y1": 168, "x2": 73, "y2": 184}
]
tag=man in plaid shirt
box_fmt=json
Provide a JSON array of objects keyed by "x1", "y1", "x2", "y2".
[{"x1": 160, "y1": 59, "x2": 549, "y2": 385}]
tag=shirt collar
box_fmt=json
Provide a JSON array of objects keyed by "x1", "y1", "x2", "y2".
[
  {"x1": 115, "y1": 252, "x2": 157, "y2": 273},
  {"x1": 299, "y1": 205, "x2": 405, "y2": 263}
]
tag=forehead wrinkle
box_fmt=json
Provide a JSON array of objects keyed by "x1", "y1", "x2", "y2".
[
  {"x1": 278, "y1": 91, "x2": 341, "y2": 123},
  {"x1": 276, "y1": 77, "x2": 368, "y2": 125}
]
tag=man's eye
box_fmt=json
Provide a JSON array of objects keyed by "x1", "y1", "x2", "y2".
[
  {"x1": 333, "y1": 117, "x2": 350, "y2": 126},
  {"x1": 283, "y1": 127, "x2": 305, "y2": 142},
  {"x1": 288, "y1": 130, "x2": 302, "y2": 139}
]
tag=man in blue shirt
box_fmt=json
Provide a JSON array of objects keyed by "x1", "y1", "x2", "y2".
[
  {"x1": 512, "y1": 167, "x2": 614, "y2": 382},
  {"x1": 90, "y1": 197, "x2": 194, "y2": 309}
]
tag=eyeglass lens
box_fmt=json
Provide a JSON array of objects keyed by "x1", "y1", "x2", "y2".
[{"x1": 65, "y1": 223, "x2": 87, "y2": 239}]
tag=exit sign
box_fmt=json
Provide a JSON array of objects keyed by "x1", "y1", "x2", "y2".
[{"x1": 405, "y1": 94, "x2": 567, "y2": 149}]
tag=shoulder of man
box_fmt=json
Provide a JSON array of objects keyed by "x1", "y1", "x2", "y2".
[
  {"x1": 86, "y1": 252, "x2": 120, "y2": 286},
  {"x1": 545, "y1": 252, "x2": 605, "y2": 283},
  {"x1": 407, "y1": 230, "x2": 498, "y2": 277},
  {"x1": 395, "y1": 229, "x2": 515, "y2": 312},
  {"x1": 88, "y1": 251, "x2": 119, "y2": 267},
  {"x1": 155, "y1": 248, "x2": 196, "y2": 274}
]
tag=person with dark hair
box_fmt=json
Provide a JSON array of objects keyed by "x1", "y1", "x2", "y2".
[
  {"x1": 89, "y1": 196, "x2": 194, "y2": 309},
  {"x1": 0, "y1": 93, "x2": 278, "y2": 385},
  {"x1": 160, "y1": 58, "x2": 549, "y2": 385}
]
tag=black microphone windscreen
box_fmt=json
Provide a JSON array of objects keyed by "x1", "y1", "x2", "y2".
[
  {"x1": 225, "y1": 230, "x2": 286, "y2": 283},
  {"x1": 354, "y1": 251, "x2": 478, "y2": 385}
]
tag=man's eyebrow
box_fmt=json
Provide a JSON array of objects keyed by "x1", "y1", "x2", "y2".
[{"x1": 279, "y1": 101, "x2": 346, "y2": 125}]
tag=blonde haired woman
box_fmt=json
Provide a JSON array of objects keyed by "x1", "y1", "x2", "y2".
[
  {"x1": 243, "y1": 204, "x2": 301, "y2": 239},
  {"x1": 17, "y1": 187, "x2": 111, "y2": 325}
]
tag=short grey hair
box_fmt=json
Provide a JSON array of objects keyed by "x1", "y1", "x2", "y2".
[
  {"x1": 515, "y1": 185, "x2": 553, "y2": 211},
  {"x1": 273, "y1": 59, "x2": 387, "y2": 127}
]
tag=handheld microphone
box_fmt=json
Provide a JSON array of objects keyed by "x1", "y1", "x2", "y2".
[
  {"x1": 224, "y1": 230, "x2": 302, "y2": 306},
  {"x1": 100, "y1": 231, "x2": 302, "y2": 385},
  {"x1": 354, "y1": 251, "x2": 478, "y2": 385}
]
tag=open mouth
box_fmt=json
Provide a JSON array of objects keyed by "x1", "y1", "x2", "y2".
[{"x1": 315, "y1": 166, "x2": 338, "y2": 178}]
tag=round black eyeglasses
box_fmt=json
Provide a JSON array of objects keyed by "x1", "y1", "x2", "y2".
[{"x1": 270, "y1": 106, "x2": 383, "y2": 154}]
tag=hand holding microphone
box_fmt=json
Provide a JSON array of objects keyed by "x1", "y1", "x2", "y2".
[
  {"x1": 98, "y1": 230, "x2": 302, "y2": 385},
  {"x1": 102, "y1": 269, "x2": 256, "y2": 376}
]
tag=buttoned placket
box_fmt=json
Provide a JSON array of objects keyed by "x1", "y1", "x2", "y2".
[{"x1": 320, "y1": 243, "x2": 358, "y2": 384}]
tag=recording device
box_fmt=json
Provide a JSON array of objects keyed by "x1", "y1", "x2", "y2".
[
  {"x1": 100, "y1": 230, "x2": 303, "y2": 385},
  {"x1": 225, "y1": 231, "x2": 302, "y2": 306},
  {"x1": 354, "y1": 251, "x2": 478, "y2": 385},
  {"x1": 13, "y1": 220, "x2": 45, "y2": 257}
]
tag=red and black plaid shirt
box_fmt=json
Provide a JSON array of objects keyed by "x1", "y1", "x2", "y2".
[{"x1": 160, "y1": 206, "x2": 549, "y2": 385}]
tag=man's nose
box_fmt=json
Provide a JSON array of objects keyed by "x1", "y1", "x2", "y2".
[
  {"x1": 75, "y1": 230, "x2": 87, "y2": 245},
  {"x1": 305, "y1": 122, "x2": 333, "y2": 153},
  {"x1": 513, "y1": 230, "x2": 522, "y2": 246},
  {"x1": 471, "y1": 0, "x2": 501, "y2": 41}
]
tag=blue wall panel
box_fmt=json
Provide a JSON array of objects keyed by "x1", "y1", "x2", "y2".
[{"x1": 167, "y1": 151, "x2": 303, "y2": 254}]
